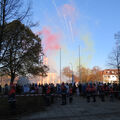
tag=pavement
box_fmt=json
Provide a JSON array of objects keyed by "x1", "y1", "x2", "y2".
[{"x1": 19, "y1": 96, "x2": 120, "y2": 120}]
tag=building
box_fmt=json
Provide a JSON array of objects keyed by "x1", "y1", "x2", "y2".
[
  {"x1": 41, "y1": 56, "x2": 60, "y2": 84},
  {"x1": 102, "y1": 69, "x2": 119, "y2": 83},
  {"x1": 42, "y1": 68, "x2": 60, "y2": 84}
]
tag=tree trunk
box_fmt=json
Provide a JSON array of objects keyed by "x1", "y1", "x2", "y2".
[
  {"x1": 10, "y1": 73, "x2": 15, "y2": 84},
  {"x1": 118, "y1": 67, "x2": 120, "y2": 84},
  {"x1": 0, "y1": 0, "x2": 6, "y2": 52},
  {"x1": 119, "y1": 75, "x2": 120, "y2": 85}
]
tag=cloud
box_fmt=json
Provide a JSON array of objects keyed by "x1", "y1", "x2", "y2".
[{"x1": 37, "y1": 27, "x2": 61, "y2": 53}]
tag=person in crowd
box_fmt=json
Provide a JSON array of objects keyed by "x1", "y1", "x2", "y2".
[
  {"x1": 82, "y1": 83, "x2": 87, "y2": 97},
  {"x1": 78, "y1": 83, "x2": 82, "y2": 96},
  {"x1": 65, "y1": 83, "x2": 69, "y2": 97},
  {"x1": 109, "y1": 85, "x2": 114, "y2": 102},
  {"x1": 76, "y1": 85, "x2": 80, "y2": 96},
  {"x1": 100, "y1": 84, "x2": 105, "y2": 102},
  {"x1": 69, "y1": 85, "x2": 73, "y2": 103},
  {"x1": 56, "y1": 84, "x2": 61, "y2": 102},
  {"x1": 91, "y1": 84, "x2": 97, "y2": 102},
  {"x1": 42, "y1": 85, "x2": 46, "y2": 94},
  {"x1": 0, "y1": 85, "x2": 1, "y2": 93},
  {"x1": 8, "y1": 83, "x2": 16, "y2": 114},
  {"x1": 4, "y1": 84, "x2": 9, "y2": 95},
  {"x1": 72, "y1": 83, "x2": 77, "y2": 95},
  {"x1": 30, "y1": 83, "x2": 35, "y2": 93},
  {"x1": 50, "y1": 84, "x2": 55, "y2": 104},
  {"x1": 45, "y1": 85, "x2": 51, "y2": 106},
  {"x1": 56, "y1": 84, "x2": 61, "y2": 95},
  {"x1": 118, "y1": 84, "x2": 120, "y2": 99},
  {"x1": 35, "y1": 83, "x2": 38, "y2": 93},
  {"x1": 105, "y1": 84, "x2": 109, "y2": 96},
  {"x1": 23, "y1": 84, "x2": 30, "y2": 94},
  {"x1": 38, "y1": 84, "x2": 43, "y2": 94},
  {"x1": 86, "y1": 84, "x2": 91, "y2": 102},
  {"x1": 61, "y1": 82, "x2": 67, "y2": 105},
  {"x1": 16, "y1": 84, "x2": 22, "y2": 95}
]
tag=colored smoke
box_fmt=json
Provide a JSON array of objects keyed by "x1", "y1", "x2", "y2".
[{"x1": 37, "y1": 27, "x2": 61, "y2": 53}]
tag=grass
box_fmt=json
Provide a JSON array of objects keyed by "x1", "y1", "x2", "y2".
[{"x1": 0, "y1": 95, "x2": 46, "y2": 119}]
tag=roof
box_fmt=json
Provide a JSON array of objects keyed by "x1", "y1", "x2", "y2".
[{"x1": 102, "y1": 69, "x2": 118, "y2": 75}]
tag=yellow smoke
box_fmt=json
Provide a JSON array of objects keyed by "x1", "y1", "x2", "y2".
[
  {"x1": 81, "y1": 32, "x2": 95, "y2": 66},
  {"x1": 73, "y1": 32, "x2": 95, "y2": 68}
]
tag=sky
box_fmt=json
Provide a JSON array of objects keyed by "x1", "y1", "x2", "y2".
[{"x1": 30, "y1": 0, "x2": 120, "y2": 72}]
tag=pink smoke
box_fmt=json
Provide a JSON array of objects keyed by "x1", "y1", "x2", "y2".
[
  {"x1": 62, "y1": 4, "x2": 75, "y2": 17},
  {"x1": 61, "y1": 4, "x2": 76, "y2": 22},
  {"x1": 37, "y1": 27, "x2": 61, "y2": 53}
]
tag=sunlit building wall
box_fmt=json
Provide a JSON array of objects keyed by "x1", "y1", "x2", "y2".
[
  {"x1": 102, "y1": 69, "x2": 119, "y2": 83},
  {"x1": 41, "y1": 56, "x2": 60, "y2": 84}
]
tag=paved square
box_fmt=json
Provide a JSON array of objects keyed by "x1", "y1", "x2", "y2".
[{"x1": 20, "y1": 96, "x2": 120, "y2": 120}]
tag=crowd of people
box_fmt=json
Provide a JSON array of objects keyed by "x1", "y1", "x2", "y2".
[
  {"x1": 0, "y1": 82, "x2": 120, "y2": 106},
  {"x1": 1, "y1": 81, "x2": 120, "y2": 114}
]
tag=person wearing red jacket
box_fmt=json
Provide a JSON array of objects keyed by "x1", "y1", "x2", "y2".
[
  {"x1": 8, "y1": 83, "x2": 16, "y2": 114},
  {"x1": 46, "y1": 86, "x2": 51, "y2": 94},
  {"x1": 61, "y1": 82, "x2": 67, "y2": 105},
  {"x1": 86, "y1": 84, "x2": 91, "y2": 102},
  {"x1": 91, "y1": 84, "x2": 96, "y2": 102},
  {"x1": 69, "y1": 86, "x2": 73, "y2": 103}
]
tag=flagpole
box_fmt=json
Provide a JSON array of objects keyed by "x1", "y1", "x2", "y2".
[
  {"x1": 60, "y1": 48, "x2": 61, "y2": 83},
  {"x1": 70, "y1": 63, "x2": 73, "y2": 83},
  {"x1": 79, "y1": 45, "x2": 81, "y2": 83}
]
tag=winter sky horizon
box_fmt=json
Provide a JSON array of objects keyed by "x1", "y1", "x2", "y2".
[{"x1": 31, "y1": 0, "x2": 120, "y2": 72}]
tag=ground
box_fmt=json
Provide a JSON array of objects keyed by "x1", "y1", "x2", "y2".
[
  {"x1": 19, "y1": 96, "x2": 120, "y2": 120},
  {"x1": 0, "y1": 95, "x2": 45, "y2": 119}
]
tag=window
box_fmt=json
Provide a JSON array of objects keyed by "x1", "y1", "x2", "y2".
[{"x1": 112, "y1": 71, "x2": 114, "y2": 73}]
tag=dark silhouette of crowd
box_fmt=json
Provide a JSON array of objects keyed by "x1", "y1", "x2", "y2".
[{"x1": 0, "y1": 82, "x2": 120, "y2": 106}]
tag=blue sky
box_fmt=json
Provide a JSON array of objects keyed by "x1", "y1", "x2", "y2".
[{"x1": 31, "y1": 0, "x2": 120, "y2": 71}]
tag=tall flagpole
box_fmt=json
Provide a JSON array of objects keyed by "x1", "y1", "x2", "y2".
[
  {"x1": 60, "y1": 48, "x2": 61, "y2": 83},
  {"x1": 79, "y1": 45, "x2": 81, "y2": 83}
]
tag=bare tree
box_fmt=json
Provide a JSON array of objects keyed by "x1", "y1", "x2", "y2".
[
  {"x1": 0, "y1": 0, "x2": 31, "y2": 62},
  {"x1": 108, "y1": 32, "x2": 120, "y2": 84}
]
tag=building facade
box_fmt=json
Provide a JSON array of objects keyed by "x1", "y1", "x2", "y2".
[
  {"x1": 102, "y1": 69, "x2": 119, "y2": 83},
  {"x1": 41, "y1": 56, "x2": 60, "y2": 84}
]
